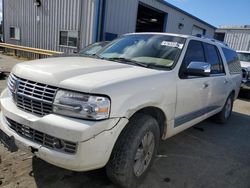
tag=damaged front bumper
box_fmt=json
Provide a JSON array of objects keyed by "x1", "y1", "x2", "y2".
[{"x1": 0, "y1": 88, "x2": 128, "y2": 171}]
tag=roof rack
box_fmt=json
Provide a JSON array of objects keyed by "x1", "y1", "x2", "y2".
[{"x1": 194, "y1": 34, "x2": 228, "y2": 47}]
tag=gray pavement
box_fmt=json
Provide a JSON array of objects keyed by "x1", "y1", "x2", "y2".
[{"x1": 0, "y1": 54, "x2": 249, "y2": 188}]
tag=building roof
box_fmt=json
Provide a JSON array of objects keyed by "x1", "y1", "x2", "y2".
[
  {"x1": 157, "y1": 0, "x2": 217, "y2": 29},
  {"x1": 218, "y1": 25, "x2": 250, "y2": 29}
]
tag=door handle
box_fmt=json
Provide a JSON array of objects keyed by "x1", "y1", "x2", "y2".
[
  {"x1": 224, "y1": 79, "x2": 229, "y2": 84},
  {"x1": 202, "y1": 83, "x2": 209, "y2": 89}
]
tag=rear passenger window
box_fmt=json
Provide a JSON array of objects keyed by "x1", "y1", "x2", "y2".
[
  {"x1": 222, "y1": 48, "x2": 241, "y2": 74},
  {"x1": 203, "y1": 43, "x2": 225, "y2": 74}
]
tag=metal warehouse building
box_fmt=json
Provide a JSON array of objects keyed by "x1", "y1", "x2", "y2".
[
  {"x1": 215, "y1": 25, "x2": 250, "y2": 51},
  {"x1": 3, "y1": 0, "x2": 216, "y2": 53}
]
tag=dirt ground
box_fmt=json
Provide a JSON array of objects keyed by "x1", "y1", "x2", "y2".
[{"x1": 0, "y1": 54, "x2": 250, "y2": 188}]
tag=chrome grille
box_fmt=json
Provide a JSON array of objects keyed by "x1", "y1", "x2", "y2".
[
  {"x1": 5, "y1": 117, "x2": 77, "y2": 154},
  {"x1": 8, "y1": 73, "x2": 58, "y2": 116}
]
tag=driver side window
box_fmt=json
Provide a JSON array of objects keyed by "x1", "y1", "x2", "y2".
[{"x1": 179, "y1": 40, "x2": 205, "y2": 78}]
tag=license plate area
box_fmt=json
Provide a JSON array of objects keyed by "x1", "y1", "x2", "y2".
[
  {"x1": 0, "y1": 129, "x2": 36, "y2": 154},
  {"x1": 0, "y1": 129, "x2": 18, "y2": 152}
]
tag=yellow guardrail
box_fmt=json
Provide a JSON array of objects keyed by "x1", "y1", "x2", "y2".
[{"x1": 0, "y1": 43, "x2": 63, "y2": 56}]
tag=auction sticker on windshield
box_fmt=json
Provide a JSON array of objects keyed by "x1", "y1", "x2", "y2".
[{"x1": 161, "y1": 41, "x2": 184, "y2": 49}]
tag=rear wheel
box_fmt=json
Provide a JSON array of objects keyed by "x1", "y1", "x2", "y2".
[
  {"x1": 214, "y1": 93, "x2": 234, "y2": 124},
  {"x1": 106, "y1": 114, "x2": 160, "y2": 188}
]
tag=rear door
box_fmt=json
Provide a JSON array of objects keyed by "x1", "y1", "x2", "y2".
[{"x1": 203, "y1": 43, "x2": 230, "y2": 108}]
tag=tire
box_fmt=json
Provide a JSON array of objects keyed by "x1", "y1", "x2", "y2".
[
  {"x1": 106, "y1": 113, "x2": 160, "y2": 188},
  {"x1": 214, "y1": 93, "x2": 234, "y2": 124}
]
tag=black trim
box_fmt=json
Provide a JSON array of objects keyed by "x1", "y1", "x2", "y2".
[
  {"x1": 2, "y1": 0, "x2": 5, "y2": 42},
  {"x1": 100, "y1": 0, "x2": 106, "y2": 41},
  {"x1": 174, "y1": 106, "x2": 220, "y2": 127}
]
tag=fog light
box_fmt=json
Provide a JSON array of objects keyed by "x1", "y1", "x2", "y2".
[{"x1": 53, "y1": 138, "x2": 65, "y2": 149}]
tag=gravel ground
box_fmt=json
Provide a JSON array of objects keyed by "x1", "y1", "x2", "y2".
[{"x1": 0, "y1": 54, "x2": 250, "y2": 188}]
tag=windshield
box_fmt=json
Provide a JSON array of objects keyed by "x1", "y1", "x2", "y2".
[
  {"x1": 98, "y1": 34, "x2": 186, "y2": 69},
  {"x1": 238, "y1": 52, "x2": 250, "y2": 62}
]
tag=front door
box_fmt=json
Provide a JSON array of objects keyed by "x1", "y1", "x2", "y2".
[{"x1": 175, "y1": 40, "x2": 210, "y2": 128}]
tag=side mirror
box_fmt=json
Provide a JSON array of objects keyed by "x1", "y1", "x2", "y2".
[{"x1": 186, "y1": 61, "x2": 211, "y2": 77}]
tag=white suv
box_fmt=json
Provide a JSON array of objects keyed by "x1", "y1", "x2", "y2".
[
  {"x1": 237, "y1": 51, "x2": 250, "y2": 90},
  {"x1": 0, "y1": 33, "x2": 242, "y2": 188}
]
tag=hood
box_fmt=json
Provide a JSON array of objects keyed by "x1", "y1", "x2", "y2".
[
  {"x1": 12, "y1": 57, "x2": 160, "y2": 93},
  {"x1": 240, "y1": 61, "x2": 250, "y2": 70}
]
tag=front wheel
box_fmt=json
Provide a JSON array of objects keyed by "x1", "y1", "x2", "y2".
[
  {"x1": 214, "y1": 93, "x2": 234, "y2": 124},
  {"x1": 106, "y1": 114, "x2": 160, "y2": 188}
]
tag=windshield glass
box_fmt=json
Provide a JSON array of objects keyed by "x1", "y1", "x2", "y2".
[
  {"x1": 98, "y1": 34, "x2": 186, "y2": 69},
  {"x1": 238, "y1": 52, "x2": 250, "y2": 62}
]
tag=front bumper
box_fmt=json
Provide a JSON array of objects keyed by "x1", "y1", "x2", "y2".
[{"x1": 0, "y1": 89, "x2": 128, "y2": 171}]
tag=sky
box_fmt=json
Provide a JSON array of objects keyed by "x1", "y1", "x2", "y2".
[{"x1": 166, "y1": 0, "x2": 250, "y2": 27}]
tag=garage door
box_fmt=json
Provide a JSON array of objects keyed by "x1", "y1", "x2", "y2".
[{"x1": 192, "y1": 25, "x2": 206, "y2": 36}]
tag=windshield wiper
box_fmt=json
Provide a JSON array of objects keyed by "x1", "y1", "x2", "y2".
[
  {"x1": 98, "y1": 57, "x2": 170, "y2": 70},
  {"x1": 144, "y1": 63, "x2": 171, "y2": 70},
  {"x1": 106, "y1": 57, "x2": 149, "y2": 68}
]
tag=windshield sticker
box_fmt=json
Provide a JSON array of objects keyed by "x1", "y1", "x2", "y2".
[{"x1": 161, "y1": 41, "x2": 184, "y2": 49}]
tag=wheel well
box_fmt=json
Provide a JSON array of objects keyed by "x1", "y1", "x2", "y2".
[{"x1": 130, "y1": 107, "x2": 166, "y2": 137}]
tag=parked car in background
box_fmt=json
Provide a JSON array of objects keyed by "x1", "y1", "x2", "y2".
[
  {"x1": 52, "y1": 41, "x2": 109, "y2": 58},
  {"x1": 79, "y1": 41, "x2": 110, "y2": 56},
  {"x1": 237, "y1": 51, "x2": 250, "y2": 91},
  {"x1": 1, "y1": 33, "x2": 242, "y2": 188}
]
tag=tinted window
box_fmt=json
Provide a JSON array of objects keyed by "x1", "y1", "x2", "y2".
[
  {"x1": 10, "y1": 27, "x2": 20, "y2": 40},
  {"x1": 10, "y1": 28, "x2": 15, "y2": 38},
  {"x1": 59, "y1": 31, "x2": 78, "y2": 47},
  {"x1": 203, "y1": 43, "x2": 224, "y2": 74},
  {"x1": 222, "y1": 48, "x2": 241, "y2": 74},
  {"x1": 180, "y1": 40, "x2": 205, "y2": 77}
]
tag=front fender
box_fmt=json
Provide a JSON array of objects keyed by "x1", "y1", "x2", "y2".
[{"x1": 104, "y1": 73, "x2": 177, "y2": 121}]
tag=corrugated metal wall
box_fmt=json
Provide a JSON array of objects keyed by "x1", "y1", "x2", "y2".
[
  {"x1": 104, "y1": 0, "x2": 138, "y2": 34},
  {"x1": 4, "y1": 0, "x2": 215, "y2": 54},
  {"x1": 3, "y1": 0, "x2": 96, "y2": 54},
  {"x1": 223, "y1": 30, "x2": 250, "y2": 51},
  {"x1": 103, "y1": 0, "x2": 215, "y2": 38}
]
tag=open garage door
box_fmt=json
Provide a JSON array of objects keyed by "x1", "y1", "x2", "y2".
[{"x1": 136, "y1": 4, "x2": 166, "y2": 32}]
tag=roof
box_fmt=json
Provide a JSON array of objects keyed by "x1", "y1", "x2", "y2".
[
  {"x1": 125, "y1": 32, "x2": 190, "y2": 38},
  {"x1": 218, "y1": 25, "x2": 250, "y2": 30},
  {"x1": 237, "y1": 50, "x2": 250, "y2": 53},
  {"x1": 124, "y1": 32, "x2": 230, "y2": 48},
  {"x1": 217, "y1": 28, "x2": 250, "y2": 31},
  {"x1": 156, "y1": 0, "x2": 217, "y2": 29}
]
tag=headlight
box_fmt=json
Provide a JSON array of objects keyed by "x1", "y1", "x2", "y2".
[{"x1": 53, "y1": 90, "x2": 110, "y2": 120}]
